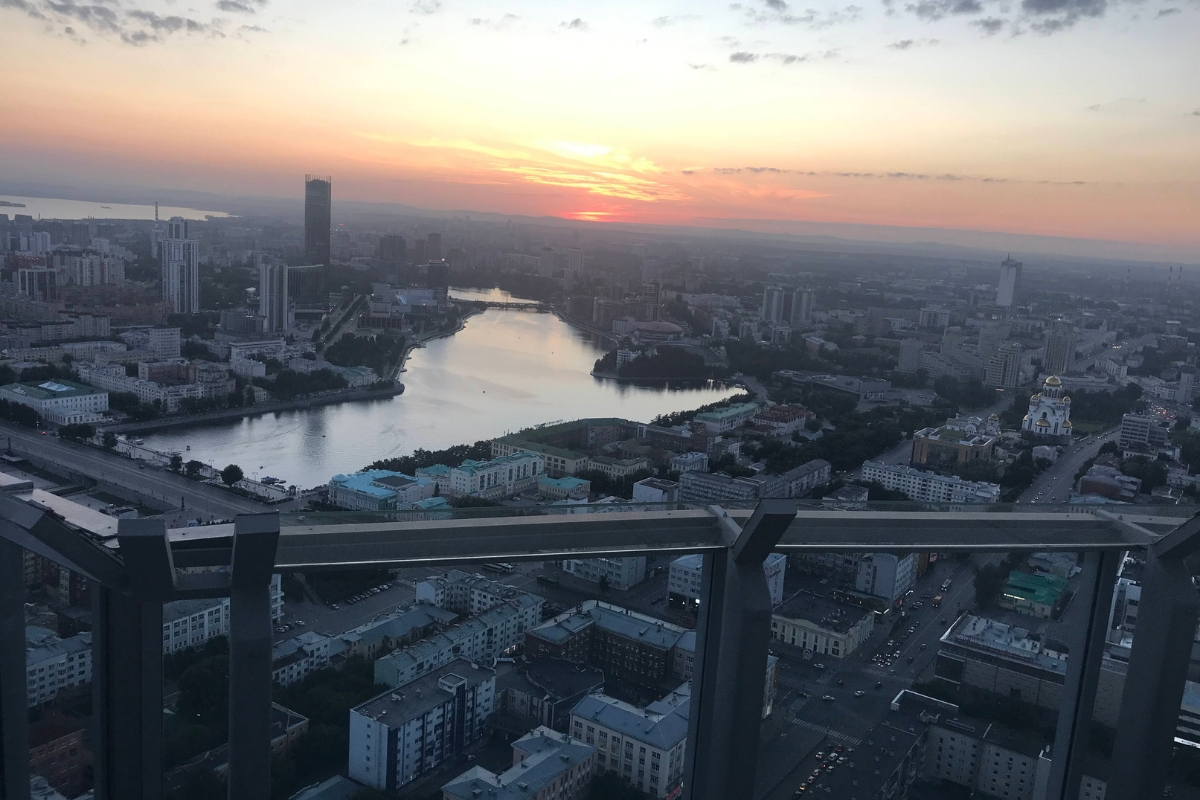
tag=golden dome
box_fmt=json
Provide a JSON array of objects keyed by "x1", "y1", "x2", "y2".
[
  {"x1": 1061, "y1": 395, "x2": 1071, "y2": 403},
  {"x1": 1022, "y1": 415, "x2": 1030, "y2": 422},
  {"x1": 1044, "y1": 376, "x2": 1062, "y2": 387},
  {"x1": 1030, "y1": 393, "x2": 1041, "y2": 402},
  {"x1": 1063, "y1": 420, "x2": 1073, "y2": 428},
  {"x1": 989, "y1": 413, "x2": 999, "y2": 420},
  {"x1": 1035, "y1": 419, "x2": 1051, "y2": 427}
]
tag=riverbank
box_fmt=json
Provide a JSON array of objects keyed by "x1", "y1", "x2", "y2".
[
  {"x1": 102, "y1": 383, "x2": 405, "y2": 435},
  {"x1": 389, "y1": 306, "x2": 483, "y2": 379},
  {"x1": 554, "y1": 310, "x2": 619, "y2": 344},
  {"x1": 590, "y1": 367, "x2": 731, "y2": 387}
]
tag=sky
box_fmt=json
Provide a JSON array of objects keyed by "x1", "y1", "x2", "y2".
[{"x1": 0, "y1": 0, "x2": 1198, "y2": 259}]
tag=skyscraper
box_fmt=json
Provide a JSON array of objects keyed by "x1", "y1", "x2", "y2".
[
  {"x1": 984, "y1": 341, "x2": 1022, "y2": 389},
  {"x1": 997, "y1": 255, "x2": 1023, "y2": 308},
  {"x1": 378, "y1": 234, "x2": 407, "y2": 267},
  {"x1": 761, "y1": 285, "x2": 787, "y2": 324},
  {"x1": 304, "y1": 175, "x2": 332, "y2": 267},
  {"x1": 160, "y1": 216, "x2": 200, "y2": 314},
  {"x1": 426, "y1": 232, "x2": 442, "y2": 261},
  {"x1": 791, "y1": 289, "x2": 814, "y2": 327},
  {"x1": 259, "y1": 262, "x2": 289, "y2": 333},
  {"x1": 1045, "y1": 320, "x2": 1078, "y2": 375}
]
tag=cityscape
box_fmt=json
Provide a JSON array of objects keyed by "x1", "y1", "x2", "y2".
[{"x1": 1, "y1": 2, "x2": 1199, "y2": 800}]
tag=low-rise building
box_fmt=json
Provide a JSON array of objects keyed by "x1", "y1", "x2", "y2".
[
  {"x1": 349, "y1": 660, "x2": 496, "y2": 792},
  {"x1": 327, "y1": 470, "x2": 437, "y2": 511},
  {"x1": 669, "y1": 451, "x2": 708, "y2": 473},
  {"x1": 537, "y1": 475, "x2": 592, "y2": 500},
  {"x1": 441, "y1": 726, "x2": 597, "y2": 800},
  {"x1": 163, "y1": 575, "x2": 284, "y2": 654},
  {"x1": 912, "y1": 420, "x2": 998, "y2": 467},
  {"x1": 677, "y1": 470, "x2": 787, "y2": 502},
  {"x1": 29, "y1": 717, "x2": 89, "y2": 799},
  {"x1": 494, "y1": 659, "x2": 606, "y2": 734},
  {"x1": 272, "y1": 631, "x2": 335, "y2": 686},
  {"x1": 0, "y1": 379, "x2": 108, "y2": 425},
  {"x1": 631, "y1": 477, "x2": 678, "y2": 503},
  {"x1": 416, "y1": 570, "x2": 538, "y2": 617},
  {"x1": 337, "y1": 605, "x2": 459, "y2": 661},
  {"x1": 451, "y1": 452, "x2": 545, "y2": 499},
  {"x1": 26, "y1": 628, "x2": 92, "y2": 707},
  {"x1": 692, "y1": 402, "x2": 760, "y2": 434},
  {"x1": 854, "y1": 552, "x2": 919, "y2": 604},
  {"x1": 562, "y1": 556, "x2": 647, "y2": 590},
  {"x1": 861, "y1": 460, "x2": 1001, "y2": 504},
  {"x1": 374, "y1": 596, "x2": 543, "y2": 687},
  {"x1": 998, "y1": 571, "x2": 1068, "y2": 619},
  {"x1": 1079, "y1": 465, "x2": 1140, "y2": 502},
  {"x1": 770, "y1": 591, "x2": 874, "y2": 659},
  {"x1": 750, "y1": 404, "x2": 812, "y2": 437},
  {"x1": 779, "y1": 459, "x2": 832, "y2": 498},
  {"x1": 669, "y1": 552, "x2": 786, "y2": 611},
  {"x1": 570, "y1": 686, "x2": 690, "y2": 799},
  {"x1": 585, "y1": 454, "x2": 650, "y2": 480}
]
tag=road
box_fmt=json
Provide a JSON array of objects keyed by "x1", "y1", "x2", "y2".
[
  {"x1": 0, "y1": 423, "x2": 269, "y2": 519},
  {"x1": 1019, "y1": 427, "x2": 1119, "y2": 504},
  {"x1": 755, "y1": 557, "x2": 979, "y2": 800}
]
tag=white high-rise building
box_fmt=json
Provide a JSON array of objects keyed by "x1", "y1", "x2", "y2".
[
  {"x1": 791, "y1": 289, "x2": 814, "y2": 327},
  {"x1": 997, "y1": 255, "x2": 1023, "y2": 308},
  {"x1": 160, "y1": 217, "x2": 200, "y2": 314},
  {"x1": 259, "y1": 262, "x2": 289, "y2": 333},
  {"x1": 761, "y1": 285, "x2": 787, "y2": 323}
]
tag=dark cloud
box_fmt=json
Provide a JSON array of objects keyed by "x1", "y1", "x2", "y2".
[
  {"x1": 905, "y1": 0, "x2": 983, "y2": 21},
  {"x1": 1156, "y1": 6, "x2": 1180, "y2": 14},
  {"x1": 1191, "y1": 110, "x2": 1200, "y2": 116},
  {"x1": 729, "y1": 51, "x2": 759, "y2": 61},
  {"x1": 887, "y1": 37, "x2": 939, "y2": 47},
  {"x1": 217, "y1": 0, "x2": 267, "y2": 12},
  {"x1": 2, "y1": 0, "x2": 268, "y2": 43},
  {"x1": 972, "y1": 16, "x2": 1005, "y2": 32},
  {"x1": 765, "y1": 0, "x2": 788, "y2": 8},
  {"x1": 729, "y1": 49, "x2": 838, "y2": 64},
  {"x1": 681, "y1": 170, "x2": 696, "y2": 175},
  {"x1": 238, "y1": 23, "x2": 267, "y2": 32},
  {"x1": 561, "y1": 17, "x2": 588, "y2": 29},
  {"x1": 742, "y1": 0, "x2": 864, "y2": 27}
]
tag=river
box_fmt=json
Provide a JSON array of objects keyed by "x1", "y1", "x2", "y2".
[
  {"x1": 140, "y1": 287, "x2": 738, "y2": 488},
  {"x1": 0, "y1": 195, "x2": 227, "y2": 221}
]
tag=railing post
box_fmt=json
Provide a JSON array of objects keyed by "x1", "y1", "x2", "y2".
[
  {"x1": 1108, "y1": 550, "x2": 1200, "y2": 799},
  {"x1": 0, "y1": 539, "x2": 29, "y2": 800},
  {"x1": 92, "y1": 584, "x2": 163, "y2": 800},
  {"x1": 1043, "y1": 550, "x2": 1119, "y2": 800},
  {"x1": 683, "y1": 502, "x2": 795, "y2": 800},
  {"x1": 226, "y1": 513, "x2": 279, "y2": 800}
]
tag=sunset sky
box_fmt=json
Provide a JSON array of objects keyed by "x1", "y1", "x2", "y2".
[{"x1": 1, "y1": 0, "x2": 1197, "y2": 257}]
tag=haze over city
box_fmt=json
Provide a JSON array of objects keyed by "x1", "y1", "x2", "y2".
[{"x1": 2, "y1": 0, "x2": 1199, "y2": 260}]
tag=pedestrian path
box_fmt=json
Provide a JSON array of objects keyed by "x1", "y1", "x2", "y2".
[{"x1": 788, "y1": 718, "x2": 863, "y2": 747}]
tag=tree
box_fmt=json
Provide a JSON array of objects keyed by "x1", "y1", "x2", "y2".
[
  {"x1": 221, "y1": 464, "x2": 244, "y2": 486},
  {"x1": 170, "y1": 454, "x2": 184, "y2": 472},
  {"x1": 1122, "y1": 456, "x2": 1168, "y2": 494},
  {"x1": 102, "y1": 431, "x2": 118, "y2": 449},
  {"x1": 185, "y1": 460, "x2": 205, "y2": 478},
  {"x1": 59, "y1": 423, "x2": 95, "y2": 442},
  {"x1": 973, "y1": 564, "x2": 1009, "y2": 609}
]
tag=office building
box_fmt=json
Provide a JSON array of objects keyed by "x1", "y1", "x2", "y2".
[
  {"x1": 632, "y1": 477, "x2": 678, "y2": 503},
  {"x1": 449, "y1": 452, "x2": 544, "y2": 500},
  {"x1": 1119, "y1": 412, "x2": 1169, "y2": 451},
  {"x1": 912, "y1": 418, "x2": 998, "y2": 467},
  {"x1": 984, "y1": 341, "x2": 1022, "y2": 389},
  {"x1": 442, "y1": 726, "x2": 596, "y2": 800},
  {"x1": 0, "y1": 380, "x2": 108, "y2": 425},
  {"x1": 769, "y1": 591, "x2": 874, "y2": 658},
  {"x1": 304, "y1": 175, "x2": 332, "y2": 266},
  {"x1": 1022, "y1": 375, "x2": 1073, "y2": 438},
  {"x1": 861, "y1": 461, "x2": 1001, "y2": 504},
  {"x1": 327, "y1": 470, "x2": 437, "y2": 511},
  {"x1": 348, "y1": 660, "x2": 495, "y2": 792},
  {"x1": 377, "y1": 234, "x2": 406, "y2": 266},
  {"x1": 898, "y1": 337, "x2": 924, "y2": 373},
  {"x1": 259, "y1": 262, "x2": 290, "y2": 333},
  {"x1": 288, "y1": 264, "x2": 326, "y2": 309},
  {"x1": 1045, "y1": 320, "x2": 1077, "y2": 375},
  {"x1": 571, "y1": 686, "x2": 690, "y2": 799},
  {"x1": 562, "y1": 556, "x2": 647, "y2": 590},
  {"x1": 160, "y1": 216, "x2": 200, "y2": 313},
  {"x1": 997, "y1": 255, "x2": 1023, "y2": 307},
  {"x1": 669, "y1": 552, "x2": 786, "y2": 610},
  {"x1": 669, "y1": 452, "x2": 708, "y2": 474},
  {"x1": 526, "y1": 601, "x2": 689, "y2": 692},
  {"x1": 855, "y1": 552, "x2": 919, "y2": 604}
]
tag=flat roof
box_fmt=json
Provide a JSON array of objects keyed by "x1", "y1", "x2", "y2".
[
  {"x1": 774, "y1": 591, "x2": 871, "y2": 634},
  {"x1": 354, "y1": 659, "x2": 494, "y2": 726}
]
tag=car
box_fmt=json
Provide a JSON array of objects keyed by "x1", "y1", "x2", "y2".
[
  {"x1": 889, "y1": 669, "x2": 896, "y2": 675},
  {"x1": 875, "y1": 681, "x2": 883, "y2": 689},
  {"x1": 814, "y1": 663, "x2": 826, "y2": 670},
  {"x1": 834, "y1": 745, "x2": 845, "y2": 753},
  {"x1": 821, "y1": 695, "x2": 835, "y2": 702},
  {"x1": 854, "y1": 690, "x2": 865, "y2": 697},
  {"x1": 920, "y1": 643, "x2": 928, "y2": 650},
  {"x1": 294, "y1": 620, "x2": 305, "y2": 626},
  {"x1": 815, "y1": 752, "x2": 824, "y2": 760},
  {"x1": 330, "y1": 604, "x2": 339, "y2": 610},
  {"x1": 837, "y1": 756, "x2": 847, "y2": 764},
  {"x1": 837, "y1": 679, "x2": 844, "y2": 686},
  {"x1": 798, "y1": 691, "x2": 809, "y2": 699},
  {"x1": 906, "y1": 656, "x2": 915, "y2": 664}
]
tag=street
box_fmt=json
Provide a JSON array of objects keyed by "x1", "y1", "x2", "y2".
[
  {"x1": 1019, "y1": 427, "x2": 1118, "y2": 504},
  {"x1": 0, "y1": 423, "x2": 270, "y2": 519},
  {"x1": 755, "y1": 557, "x2": 979, "y2": 800}
]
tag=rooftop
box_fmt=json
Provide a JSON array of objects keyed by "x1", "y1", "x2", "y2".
[
  {"x1": 942, "y1": 614, "x2": 1068, "y2": 675},
  {"x1": 442, "y1": 727, "x2": 596, "y2": 800},
  {"x1": 774, "y1": 590, "x2": 872, "y2": 634},
  {"x1": 328, "y1": 469, "x2": 424, "y2": 499},
  {"x1": 354, "y1": 659, "x2": 494, "y2": 725},
  {"x1": 571, "y1": 687, "x2": 690, "y2": 751},
  {"x1": 529, "y1": 600, "x2": 688, "y2": 651},
  {"x1": 1, "y1": 379, "x2": 104, "y2": 400}
]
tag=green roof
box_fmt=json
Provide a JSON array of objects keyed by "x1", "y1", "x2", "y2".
[
  {"x1": 1002, "y1": 571, "x2": 1067, "y2": 607},
  {"x1": 694, "y1": 402, "x2": 760, "y2": 422}
]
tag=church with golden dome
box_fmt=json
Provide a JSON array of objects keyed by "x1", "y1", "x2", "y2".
[{"x1": 1022, "y1": 375, "x2": 1073, "y2": 439}]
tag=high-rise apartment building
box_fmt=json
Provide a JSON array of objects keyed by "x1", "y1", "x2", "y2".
[
  {"x1": 1045, "y1": 320, "x2": 1077, "y2": 375},
  {"x1": 377, "y1": 234, "x2": 406, "y2": 266},
  {"x1": 761, "y1": 285, "x2": 787, "y2": 323},
  {"x1": 426, "y1": 232, "x2": 442, "y2": 261},
  {"x1": 997, "y1": 255, "x2": 1023, "y2": 308},
  {"x1": 984, "y1": 341, "x2": 1022, "y2": 389},
  {"x1": 17, "y1": 267, "x2": 57, "y2": 301},
  {"x1": 304, "y1": 174, "x2": 332, "y2": 266},
  {"x1": 159, "y1": 217, "x2": 200, "y2": 314},
  {"x1": 258, "y1": 262, "x2": 289, "y2": 333},
  {"x1": 791, "y1": 289, "x2": 813, "y2": 327}
]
